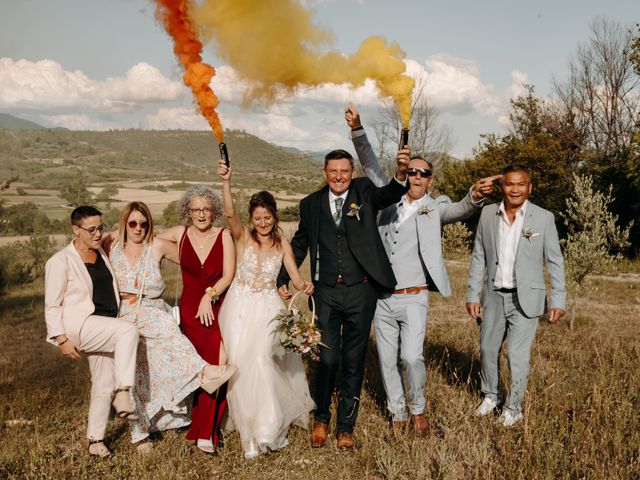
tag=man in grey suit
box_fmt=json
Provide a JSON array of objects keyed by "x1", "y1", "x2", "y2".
[
  {"x1": 345, "y1": 104, "x2": 497, "y2": 434},
  {"x1": 466, "y1": 164, "x2": 566, "y2": 427}
]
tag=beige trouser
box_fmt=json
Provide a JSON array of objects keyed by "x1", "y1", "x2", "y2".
[{"x1": 79, "y1": 315, "x2": 139, "y2": 441}]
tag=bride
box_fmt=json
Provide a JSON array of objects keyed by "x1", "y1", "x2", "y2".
[{"x1": 217, "y1": 160, "x2": 314, "y2": 459}]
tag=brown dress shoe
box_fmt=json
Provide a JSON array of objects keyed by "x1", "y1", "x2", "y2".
[
  {"x1": 411, "y1": 414, "x2": 429, "y2": 436},
  {"x1": 310, "y1": 421, "x2": 329, "y2": 448},
  {"x1": 336, "y1": 432, "x2": 355, "y2": 450}
]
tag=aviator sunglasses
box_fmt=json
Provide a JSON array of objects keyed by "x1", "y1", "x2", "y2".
[
  {"x1": 127, "y1": 220, "x2": 149, "y2": 229},
  {"x1": 407, "y1": 168, "x2": 432, "y2": 177}
]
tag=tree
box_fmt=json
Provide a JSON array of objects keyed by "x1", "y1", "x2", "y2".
[
  {"x1": 59, "y1": 168, "x2": 93, "y2": 207},
  {"x1": 373, "y1": 76, "x2": 453, "y2": 183},
  {"x1": 97, "y1": 184, "x2": 119, "y2": 202},
  {"x1": 561, "y1": 174, "x2": 632, "y2": 328}
]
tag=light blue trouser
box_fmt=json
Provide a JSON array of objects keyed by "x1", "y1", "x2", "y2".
[
  {"x1": 373, "y1": 291, "x2": 428, "y2": 421},
  {"x1": 480, "y1": 290, "x2": 539, "y2": 414}
]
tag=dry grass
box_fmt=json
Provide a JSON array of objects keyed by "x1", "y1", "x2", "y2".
[{"x1": 1, "y1": 260, "x2": 639, "y2": 479}]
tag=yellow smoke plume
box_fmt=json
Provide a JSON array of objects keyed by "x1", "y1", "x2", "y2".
[{"x1": 191, "y1": 0, "x2": 414, "y2": 127}]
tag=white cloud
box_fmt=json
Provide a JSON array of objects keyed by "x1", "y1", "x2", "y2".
[
  {"x1": 0, "y1": 58, "x2": 184, "y2": 112},
  {"x1": 407, "y1": 55, "x2": 502, "y2": 116},
  {"x1": 143, "y1": 107, "x2": 210, "y2": 130},
  {"x1": 506, "y1": 69, "x2": 529, "y2": 101},
  {"x1": 40, "y1": 114, "x2": 118, "y2": 130}
]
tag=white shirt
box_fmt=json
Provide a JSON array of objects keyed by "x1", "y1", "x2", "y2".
[
  {"x1": 494, "y1": 200, "x2": 528, "y2": 289},
  {"x1": 328, "y1": 190, "x2": 349, "y2": 217},
  {"x1": 395, "y1": 193, "x2": 428, "y2": 226}
]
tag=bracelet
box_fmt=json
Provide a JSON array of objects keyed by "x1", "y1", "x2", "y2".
[
  {"x1": 351, "y1": 126, "x2": 364, "y2": 132},
  {"x1": 205, "y1": 287, "x2": 219, "y2": 303},
  {"x1": 57, "y1": 338, "x2": 69, "y2": 348}
]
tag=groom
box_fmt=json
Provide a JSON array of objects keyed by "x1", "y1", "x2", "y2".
[{"x1": 278, "y1": 148, "x2": 408, "y2": 450}]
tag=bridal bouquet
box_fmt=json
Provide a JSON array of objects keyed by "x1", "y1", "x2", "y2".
[{"x1": 272, "y1": 293, "x2": 324, "y2": 360}]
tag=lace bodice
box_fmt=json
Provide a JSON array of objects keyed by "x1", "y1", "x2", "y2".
[{"x1": 233, "y1": 243, "x2": 283, "y2": 294}]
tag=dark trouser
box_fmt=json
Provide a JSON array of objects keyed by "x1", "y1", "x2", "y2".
[{"x1": 313, "y1": 281, "x2": 378, "y2": 433}]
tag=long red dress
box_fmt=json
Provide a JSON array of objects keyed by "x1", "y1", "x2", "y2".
[{"x1": 179, "y1": 228, "x2": 227, "y2": 444}]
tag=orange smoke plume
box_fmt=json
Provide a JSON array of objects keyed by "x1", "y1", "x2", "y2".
[
  {"x1": 191, "y1": 0, "x2": 415, "y2": 127},
  {"x1": 153, "y1": 0, "x2": 224, "y2": 141}
]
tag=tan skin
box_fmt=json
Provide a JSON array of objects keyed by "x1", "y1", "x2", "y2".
[
  {"x1": 54, "y1": 215, "x2": 106, "y2": 361},
  {"x1": 465, "y1": 170, "x2": 565, "y2": 324},
  {"x1": 218, "y1": 160, "x2": 314, "y2": 297}
]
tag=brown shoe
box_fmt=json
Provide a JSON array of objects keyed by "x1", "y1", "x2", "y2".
[
  {"x1": 336, "y1": 432, "x2": 355, "y2": 451},
  {"x1": 411, "y1": 414, "x2": 429, "y2": 437},
  {"x1": 310, "y1": 421, "x2": 329, "y2": 448},
  {"x1": 388, "y1": 420, "x2": 407, "y2": 436}
]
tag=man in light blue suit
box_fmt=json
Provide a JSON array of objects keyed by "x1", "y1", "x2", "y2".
[
  {"x1": 345, "y1": 104, "x2": 497, "y2": 434},
  {"x1": 466, "y1": 164, "x2": 566, "y2": 427}
]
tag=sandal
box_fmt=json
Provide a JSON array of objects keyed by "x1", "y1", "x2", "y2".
[
  {"x1": 112, "y1": 387, "x2": 139, "y2": 421},
  {"x1": 88, "y1": 440, "x2": 112, "y2": 458},
  {"x1": 198, "y1": 364, "x2": 238, "y2": 395},
  {"x1": 196, "y1": 438, "x2": 215, "y2": 454}
]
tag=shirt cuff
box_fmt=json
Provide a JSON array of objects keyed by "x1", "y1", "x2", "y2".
[
  {"x1": 470, "y1": 186, "x2": 485, "y2": 206},
  {"x1": 394, "y1": 175, "x2": 407, "y2": 187},
  {"x1": 349, "y1": 126, "x2": 365, "y2": 139}
]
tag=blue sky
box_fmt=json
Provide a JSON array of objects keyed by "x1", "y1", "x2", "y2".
[{"x1": 1, "y1": 0, "x2": 638, "y2": 158}]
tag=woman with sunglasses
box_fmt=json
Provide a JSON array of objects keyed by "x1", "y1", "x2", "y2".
[
  {"x1": 158, "y1": 187, "x2": 236, "y2": 453},
  {"x1": 109, "y1": 201, "x2": 236, "y2": 453}
]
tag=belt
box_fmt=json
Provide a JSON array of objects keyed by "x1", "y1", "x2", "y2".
[
  {"x1": 392, "y1": 285, "x2": 428, "y2": 295},
  {"x1": 494, "y1": 287, "x2": 517, "y2": 293},
  {"x1": 120, "y1": 293, "x2": 145, "y2": 301},
  {"x1": 335, "y1": 275, "x2": 368, "y2": 285}
]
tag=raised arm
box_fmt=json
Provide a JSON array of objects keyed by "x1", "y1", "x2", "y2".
[
  {"x1": 345, "y1": 103, "x2": 388, "y2": 188},
  {"x1": 218, "y1": 159, "x2": 245, "y2": 242}
]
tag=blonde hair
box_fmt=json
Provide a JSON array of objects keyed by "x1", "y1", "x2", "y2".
[{"x1": 118, "y1": 201, "x2": 155, "y2": 246}]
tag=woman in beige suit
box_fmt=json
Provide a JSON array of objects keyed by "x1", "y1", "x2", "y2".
[{"x1": 44, "y1": 206, "x2": 140, "y2": 457}]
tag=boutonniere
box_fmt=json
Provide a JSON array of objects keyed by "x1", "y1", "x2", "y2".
[
  {"x1": 522, "y1": 228, "x2": 540, "y2": 243},
  {"x1": 346, "y1": 203, "x2": 362, "y2": 221},
  {"x1": 418, "y1": 205, "x2": 433, "y2": 218}
]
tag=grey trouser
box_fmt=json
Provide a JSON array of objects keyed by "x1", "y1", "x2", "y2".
[
  {"x1": 374, "y1": 291, "x2": 428, "y2": 421},
  {"x1": 480, "y1": 290, "x2": 538, "y2": 414}
]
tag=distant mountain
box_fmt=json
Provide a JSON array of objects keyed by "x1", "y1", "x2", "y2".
[
  {"x1": 278, "y1": 145, "x2": 325, "y2": 162},
  {"x1": 0, "y1": 113, "x2": 46, "y2": 129}
]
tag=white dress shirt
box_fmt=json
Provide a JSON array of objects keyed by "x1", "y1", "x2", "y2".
[
  {"x1": 395, "y1": 194, "x2": 428, "y2": 226},
  {"x1": 493, "y1": 200, "x2": 528, "y2": 289},
  {"x1": 328, "y1": 190, "x2": 349, "y2": 217}
]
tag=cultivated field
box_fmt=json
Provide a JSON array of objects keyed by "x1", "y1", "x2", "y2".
[{"x1": 1, "y1": 258, "x2": 639, "y2": 479}]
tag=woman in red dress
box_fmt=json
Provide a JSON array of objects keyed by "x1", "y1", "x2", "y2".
[{"x1": 160, "y1": 185, "x2": 236, "y2": 453}]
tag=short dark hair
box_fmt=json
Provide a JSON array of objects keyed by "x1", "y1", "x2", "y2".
[
  {"x1": 501, "y1": 163, "x2": 531, "y2": 180},
  {"x1": 71, "y1": 205, "x2": 102, "y2": 226},
  {"x1": 324, "y1": 149, "x2": 354, "y2": 168}
]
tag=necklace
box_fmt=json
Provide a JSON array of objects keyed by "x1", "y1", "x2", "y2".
[{"x1": 191, "y1": 227, "x2": 215, "y2": 249}]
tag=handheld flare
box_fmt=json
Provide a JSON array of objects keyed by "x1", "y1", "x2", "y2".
[
  {"x1": 400, "y1": 128, "x2": 409, "y2": 148},
  {"x1": 219, "y1": 142, "x2": 230, "y2": 166}
]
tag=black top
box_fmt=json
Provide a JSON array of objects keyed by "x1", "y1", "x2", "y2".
[{"x1": 85, "y1": 252, "x2": 118, "y2": 318}]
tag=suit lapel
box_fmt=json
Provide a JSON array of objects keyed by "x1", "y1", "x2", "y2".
[
  {"x1": 99, "y1": 246, "x2": 120, "y2": 307},
  {"x1": 515, "y1": 205, "x2": 536, "y2": 260},
  {"x1": 492, "y1": 206, "x2": 501, "y2": 259},
  {"x1": 66, "y1": 242, "x2": 93, "y2": 292}
]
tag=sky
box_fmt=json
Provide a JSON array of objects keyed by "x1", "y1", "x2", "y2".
[{"x1": 1, "y1": 0, "x2": 638, "y2": 158}]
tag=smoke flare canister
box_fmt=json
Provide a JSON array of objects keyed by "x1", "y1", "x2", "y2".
[
  {"x1": 400, "y1": 128, "x2": 409, "y2": 147},
  {"x1": 219, "y1": 142, "x2": 229, "y2": 166}
]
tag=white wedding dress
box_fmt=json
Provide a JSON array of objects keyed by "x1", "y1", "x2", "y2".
[{"x1": 219, "y1": 243, "x2": 313, "y2": 458}]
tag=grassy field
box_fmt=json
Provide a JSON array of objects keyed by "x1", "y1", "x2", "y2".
[{"x1": 1, "y1": 255, "x2": 639, "y2": 479}]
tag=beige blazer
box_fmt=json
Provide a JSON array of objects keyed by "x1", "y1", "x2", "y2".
[{"x1": 44, "y1": 242, "x2": 120, "y2": 345}]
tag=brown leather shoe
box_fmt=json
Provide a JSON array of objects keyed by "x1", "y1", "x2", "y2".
[
  {"x1": 336, "y1": 432, "x2": 355, "y2": 450},
  {"x1": 411, "y1": 414, "x2": 429, "y2": 437},
  {"x1": 310, "y1": 421, "x2": 329, "y2": 448}
]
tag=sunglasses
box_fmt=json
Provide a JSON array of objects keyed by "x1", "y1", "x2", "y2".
[
  {"x1": 78, "y1": 223, "x2": 106, "y2": 236},
  {"x1": 127, "y1": 220, "x2": 149, "y2": 229},
  {"x1": 407, "y1": 168, "x2": 432, "y2": 177}
]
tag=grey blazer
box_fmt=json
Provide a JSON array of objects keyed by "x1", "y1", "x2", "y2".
[
  {"x1": 352, "y1": 129, "x2": 479, "y2": 297},
  {"x1": 466, "y1": 202, "x2": 566, "y2": 318}
]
